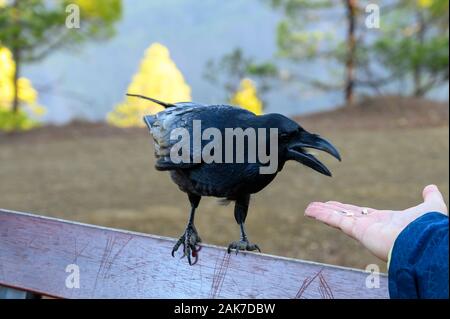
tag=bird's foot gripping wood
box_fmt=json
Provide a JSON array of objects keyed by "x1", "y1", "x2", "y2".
[
  {"x1": 171, "y1": 225, "x2": 202, "y2": 265},
  {"x1": 227, "y1": 239, "x2": 261, "y2": 255}
]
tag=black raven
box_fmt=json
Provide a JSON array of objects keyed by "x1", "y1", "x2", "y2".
[{"x1": 129, "y1": 93, "x2": 341, "y2": 265}]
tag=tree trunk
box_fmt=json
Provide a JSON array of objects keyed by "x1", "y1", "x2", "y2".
[
  {"x1": 11, "y1": 0, "x2": 20, "y2": 114},
  {"x1": 11, "y1": 48, "x2": 20, "y2": 114},
  {"x1": 413, "y1": 11, "x2": 425, "y2": 97},
  {"x1": 344, "y1": 0, "x2": 357, "y2": 106}
]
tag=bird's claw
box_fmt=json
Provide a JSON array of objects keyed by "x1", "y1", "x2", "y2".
[
  {"x1": 227, "y1": 239, "x2": 261, "y2": 255},
  {"x1": 172, "y1": 225, "x2": 202, "y2": 265}
]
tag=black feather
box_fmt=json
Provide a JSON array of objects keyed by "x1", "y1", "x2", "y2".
[{"x1": 126, "y1": 93, "x2": 175, "y2": 108}]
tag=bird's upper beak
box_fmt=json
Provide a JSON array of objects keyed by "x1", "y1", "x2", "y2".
[{"x1": 286, "y1": 131, "x2": 341, "y2": 176}]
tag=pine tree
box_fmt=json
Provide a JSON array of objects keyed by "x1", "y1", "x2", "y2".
[
  {"x1": 230, "y1": 78, "x2": 263, "y2": 115},
  {"x1": 107, "y1": 43, "x2": 191, "y2": 127},
  {"x1": 0, "y1": 0, "x2": 122, "y2": 120}
]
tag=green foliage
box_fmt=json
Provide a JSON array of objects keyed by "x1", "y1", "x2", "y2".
[
  {"x1": 272, "y1": 0, "x2": 338, "y2": 60},
  {"x1": 0, "y1": 108, "x2": 39, "y2": 132},
  {"x1": 367, "y1": 0, "x2": 449, "y2": 95},
  {"x1": 0, "y1": 0, "x2": 122, "y2": 131},
  {"x1": 204, "y1": 48, "x2": 277, "y2": 104},
  {"x1": 276, "y1": 20, "x2": 335, "y2": 60},
  {"x1": 269, "y1": 0, "x2": 449, "y2": 97},
  {"x1": 271, "y1": 0, "x2": 334, "y2": 12},
  {"x1": 0, "y1": 0, "x2": 122, "y2": 62},
  {"x1": 246, "y1": 62, "x2": 278, "y2": 77},
  {"x1": 71, "y1": 0, "x2": 122, "y2": 40},
  {"x1": 373, "y1": 36, "x2": 449, "y2": 74}
]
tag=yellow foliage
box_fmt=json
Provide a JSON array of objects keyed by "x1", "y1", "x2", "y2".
[
  {"x1": 230, "y1": 78, "x2": 263, "y2": 115},
  {"x1": 76, "y1": 0, "x2": 103, "y2": 16},
  {"x1": 74, "y1": 0, "x2": 121, "y2": 20},
  {"x1": 418, "y1": 0, "x2": 433, "y2": 7},
  {"x1": 0, "y1": 46, "x2": 45, "y2": 117},
  {"x1": 108, "y1": 43, "x2": 191, "y2": 127}
]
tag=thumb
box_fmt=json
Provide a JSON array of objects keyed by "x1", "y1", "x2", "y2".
[
  {"x1": 422, "y1": 184, "x2": 448, "y2": 215},
  {"x1": 423, "y1": 184, "x2": 444, "y2": 203}
]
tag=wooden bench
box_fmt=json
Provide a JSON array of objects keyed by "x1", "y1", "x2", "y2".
[{"x1": 0, "y1": 209, "x2": 389, "y2": 299}]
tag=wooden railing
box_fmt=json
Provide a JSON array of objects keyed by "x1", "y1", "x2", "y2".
[{"x1": 0, "y1": 209, "x2": 389, "y2": 299}]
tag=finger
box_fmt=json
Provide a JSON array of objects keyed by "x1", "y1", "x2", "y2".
[
  {"x1": 305, "y1": 202, "x2": 340, "y2": 218},
  {"x1": 305, "y1": 202, "x2": 358, "y2": 239},
  {"x1": 422, "y1": 184, "x2": 448, "y2": 215},
  {"x1": 423, "y1": 184, "x2": 444, "y2": 203},
  {"x1": 306, "y1": 202, "x2": 360, "y2": 219}
]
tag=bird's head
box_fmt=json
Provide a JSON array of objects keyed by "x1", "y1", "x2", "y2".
[{"x1": 261, "y1": 113, "x2": 341, "y2": 176}]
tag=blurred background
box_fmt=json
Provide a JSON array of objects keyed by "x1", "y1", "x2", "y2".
[{"x1": 0, "y1": 0, "x2": 448, "y2": 271}]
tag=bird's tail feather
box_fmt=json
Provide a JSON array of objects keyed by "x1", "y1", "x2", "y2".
[{"x1": 126, "y1": 93, "x2": 175, "y2": 108}]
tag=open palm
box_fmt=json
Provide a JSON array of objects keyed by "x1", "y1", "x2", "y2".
[{"x1": 305, "y1": 185, "x2": 448, "y2": 261}]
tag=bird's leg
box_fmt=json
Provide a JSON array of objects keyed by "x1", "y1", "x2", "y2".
[
  {"x1": 227, "y1": 194, "x2": 261, "y2": 254},
  {"x1": 227, "y1": 222, "x2": 261, "y2": 254},
  {"x1": 171, "y1": 194, "x2": 202, "y2": 265}
]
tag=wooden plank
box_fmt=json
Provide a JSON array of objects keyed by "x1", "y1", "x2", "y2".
[{"x1": 0, "y1": 209, "x2": 389, "y2": 299}]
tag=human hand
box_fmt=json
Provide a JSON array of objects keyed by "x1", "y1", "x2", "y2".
[{"x1": 305, "y1": 185, "x2": 448, "y2": 262}]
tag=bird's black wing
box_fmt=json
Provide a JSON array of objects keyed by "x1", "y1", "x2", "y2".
[
  {"x1": 143, "y1": 103, "x2": 256, "y2": 171},
  {"x1": 143, "y1": 103, "x2": 201, "y2": 170}
]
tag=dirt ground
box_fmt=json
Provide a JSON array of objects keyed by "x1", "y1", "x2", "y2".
[{"x1": 0, "y1": 96, "x2": 448, "y2": 271}]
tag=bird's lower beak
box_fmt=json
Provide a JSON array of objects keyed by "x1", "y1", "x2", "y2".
[{"x1": 287, "y1": 132, "x2": 341, "y2": 176}]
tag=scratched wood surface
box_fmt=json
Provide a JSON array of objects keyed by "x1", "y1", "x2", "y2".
[{"x1": 0, "y1": 209, "x2": 389, "y2": 299}]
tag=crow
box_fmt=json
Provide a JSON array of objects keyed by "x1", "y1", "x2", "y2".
[{"x1": 129, "y1": 93, "x2": 341, "y2": 265}]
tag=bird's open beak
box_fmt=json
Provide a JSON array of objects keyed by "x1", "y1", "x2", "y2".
[{"x1": 287, "y1": 132, "x2": 341, "y2": 176}]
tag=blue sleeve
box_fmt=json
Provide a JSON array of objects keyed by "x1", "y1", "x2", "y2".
[{"x1": 389, "y1": 212, "x2": 449, "y2": 299}]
